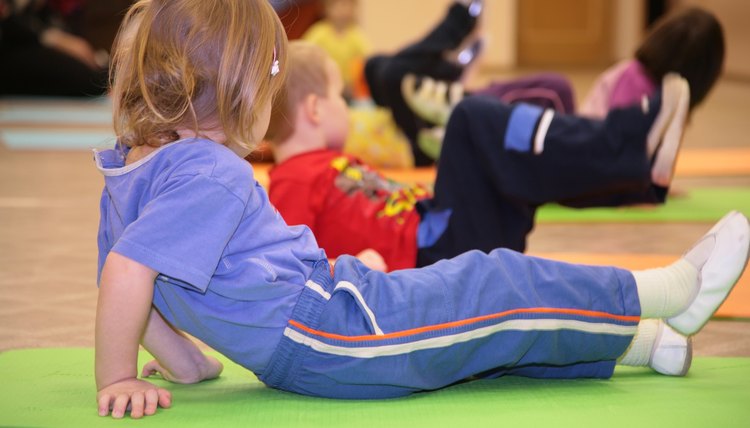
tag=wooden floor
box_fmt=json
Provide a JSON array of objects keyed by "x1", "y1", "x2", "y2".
[{"x1": 1, "y1": 71, "x2": 749, "y2": 357}]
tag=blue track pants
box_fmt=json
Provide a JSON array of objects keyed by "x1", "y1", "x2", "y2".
[{"x1": 261, "y1": 248, "x2": 641, "y2": 399}]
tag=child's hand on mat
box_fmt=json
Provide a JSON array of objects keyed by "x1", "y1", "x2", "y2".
[
  {"x1": 97, "y1": 377, "x2": 171, "y2": 419},
  {"x1": 141, "y1": 354, "x2": 224, "y2": 384}
]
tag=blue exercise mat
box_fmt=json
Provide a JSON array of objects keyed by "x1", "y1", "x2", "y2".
[{"x1": 0, "y1": 96, "x2": 115, "y2": 149}]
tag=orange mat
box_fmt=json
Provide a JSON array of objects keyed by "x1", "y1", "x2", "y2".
[
  {"x1": 531, "y1": 252, "x2": 749, "y2": 319},
  {"x1": 250, "y1": 147, "x2": 750, "y2": 189},
  {"x1": 675, "y1": 147, "x2": 750, "y2": 177},
  {"x1": 379, "y1": 147, "x2": 750, "y2": 182}
]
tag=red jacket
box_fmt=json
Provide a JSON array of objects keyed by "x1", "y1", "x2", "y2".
[{"x1": 269, "y1": 150, "x2": 429, "y2": 271}]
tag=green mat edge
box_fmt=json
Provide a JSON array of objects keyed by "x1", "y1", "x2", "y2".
[
  {"x1": 1, "y1": 348, "x2": 749, "y2": 428},
  {"x1": 537, "y1": 187, "x2": 750, "y2": 223}
]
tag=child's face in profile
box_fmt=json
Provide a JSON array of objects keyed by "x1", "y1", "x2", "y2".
[
  {"x1": 319, "y1": 58, "x2": 350, "y2": 150},
  {"x1": 326, "y1": 0, "x2": 357, "y2": 28}
]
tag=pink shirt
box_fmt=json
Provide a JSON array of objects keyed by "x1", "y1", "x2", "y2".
[{"x1": 580, "y1": 59, "x2": 657, "y2": 118}]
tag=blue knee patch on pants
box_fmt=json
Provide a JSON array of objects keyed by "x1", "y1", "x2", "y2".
[
  {"x1": 416, "y1": 208, "x2": 452, "y2": 248},
  {"x1": 504, "y1": 103, "x2": 543, "y2": 153}
]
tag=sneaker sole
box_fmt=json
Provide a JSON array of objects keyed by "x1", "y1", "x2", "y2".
[
  {"x1": 402, "y1": 74, "x2": 461, "y2": 126},
  {"x1": 649, "y1": 322, "x2": 692, "y2": 376},
  {"x1": 667, "y1": 211, "x2": 750, "y2": 336}
]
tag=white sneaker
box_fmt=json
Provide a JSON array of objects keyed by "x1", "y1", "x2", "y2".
[
  {"x1": 650, "y1": 321, "x2": 692, "y2": 376},
  {"x1": 667, "y1": 211, "x2": 750, "y2": 336},
  {"x1": 647, "y1": 73, "x2": 690, "y2": 188}
]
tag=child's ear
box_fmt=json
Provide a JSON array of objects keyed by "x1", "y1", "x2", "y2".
[{"x1": 302, "y1": 93, "x2": 321, "y2": 125}]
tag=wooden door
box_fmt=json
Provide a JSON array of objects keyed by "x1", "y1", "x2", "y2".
[{"x1": 517, "y1": 0, "x2": 613, "y2": 67}]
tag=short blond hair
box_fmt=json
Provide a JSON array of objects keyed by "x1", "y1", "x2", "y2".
[
  {"x1": 110, "y1": 0, "x2": 287, "y2": 149},
  {"x1": 265, "y1": 41, "x2": 330, "y2": 144}
]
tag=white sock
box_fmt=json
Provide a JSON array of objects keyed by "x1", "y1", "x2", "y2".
[
  {"x1": 631, "y1": 258, "x2": 698, "y2": 318},
  {"x1": 618, "y1": 319, "x2": 660, "y2": 367}
]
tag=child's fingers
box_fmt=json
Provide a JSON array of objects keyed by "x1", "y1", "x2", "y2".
[
  {"x1": 98, "y1": 394, "x2": 112, "y2": 416},
  {"x1": 355, "y1": 249, "x2": 387, "y2": 271},
  {"x1": 96, "y1": 380, "x2": 167, "y2": 419},
  {"x1": 111, "y1": 394, "x2": 131, "y2": 419},
  {"x1": 141, "y1": 360, "x2": 162, "y2": 377},
  {"x1": 144, "y1": 389, "x2": 160, "y2": 416},
  {"x1": 129, "y1": 391, "x2": 145, "y2": 419},
  {"x1": 157, "y1": 388, "x2": 172, "y2": 409}
]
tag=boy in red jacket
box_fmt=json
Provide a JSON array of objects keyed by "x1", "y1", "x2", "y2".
[{"x1": 266, "y1": 41, "x2": 689, "y2": 271}]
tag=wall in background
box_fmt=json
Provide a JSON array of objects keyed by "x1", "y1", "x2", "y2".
[
  {"x1": 683, "y1": 0, "x2": 750, "y2": 79},
  {"x1": 359, "y1": 0, "x2": 517, "y2": 69},
  {"x1": 359, "y1": 0, "x2": 746, "y2": 77}
]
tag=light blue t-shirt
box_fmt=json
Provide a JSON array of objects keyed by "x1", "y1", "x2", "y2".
[{"x1": 94, "y1": 138, "x2": 325, "y2": 375}]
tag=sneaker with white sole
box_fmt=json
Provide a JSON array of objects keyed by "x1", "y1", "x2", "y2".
[
  {"x1": 647, "y1": 73, "x2": 690, "y2": 188},
  {"x1": 667, "y1": 210, "x2": 750, "y2": 336},
  {"x1": 650, "y1": 321, "x2": 692, "y2": 376}
]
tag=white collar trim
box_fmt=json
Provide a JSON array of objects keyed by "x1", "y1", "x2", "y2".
[{"x1": 93, "y1": 138, "x2": 199, "y2": 177}]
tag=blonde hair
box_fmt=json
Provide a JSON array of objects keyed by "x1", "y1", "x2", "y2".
[
  {"x1": 265, "y1": 40, "x2": 331, "y2": 144},
  {"x1": 110, "y1": 0, "x2": 287, "y2": 149}
]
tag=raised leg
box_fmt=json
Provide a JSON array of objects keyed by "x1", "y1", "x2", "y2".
[{"x1": 364, "y1": 2, "x2": 479, "y2": 165}]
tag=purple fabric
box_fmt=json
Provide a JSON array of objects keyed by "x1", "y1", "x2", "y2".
[{"x1": 475, "y1": 72, "x2": 576, "y2": 114}]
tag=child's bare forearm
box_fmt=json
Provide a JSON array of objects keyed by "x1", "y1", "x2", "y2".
[
  {"x1": 141, "y1": 309, "x2": 223, "y2": 383},
  {"x1": 95, "y1": 252, "x2": 158, "y2": 390}
]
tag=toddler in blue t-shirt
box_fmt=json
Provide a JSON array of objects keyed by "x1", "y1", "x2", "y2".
[{"x1": 93, "y1": 0, "x2": 750, "y2": 420}]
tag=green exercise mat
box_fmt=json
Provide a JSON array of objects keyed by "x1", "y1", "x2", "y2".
[
  {"x1": 1, "y1": 348, "x2": 748, "y2": 428},
  {"x1": 537, "y1": 187, "x2": 750, "y2": 223}
]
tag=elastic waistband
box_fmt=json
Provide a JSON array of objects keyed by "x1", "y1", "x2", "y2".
[{"x1": 260, "y1": 259, "x2": 332, "y2": 389}]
